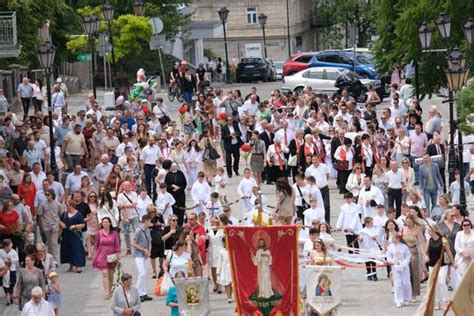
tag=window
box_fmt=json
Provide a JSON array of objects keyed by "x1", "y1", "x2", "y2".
[
  {"x1": 295, "y1": 36, "x2": 303, "y2": 47},
  {"x1": 337, "y1": 55, "x2": 353, "y2": 65},
  {"x1": 246, "y1": 7, "x2": 257, "y2": 24},
  {"x1": 317, "y1": 54, "x2": 338, "y2": 63},
  {"x1": 295, "y1": 55, "x2": 313, "y2": 63},
  {"x1": 326, "y1": 70, "x2": 340, "y2": 80},
  {"x1": 302, "y1": 71, "x2": 310, "y2": 78},
  {"x1": 309, "y1": 70, "x2": 324, "y2": 80}
]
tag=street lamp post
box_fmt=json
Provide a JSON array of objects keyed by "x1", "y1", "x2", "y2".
[
  {"x1": 218, "y1": 7, "x2": 232, "y2": 84},
  {"x1": 102, "y1": 1, "x2": 117, "y2": 83},
  {"x1": 82, "y1": 15, "x2": 100, "y2": 99},
  {"x1": 258, "y1": 14, "x2": 268, "y2": 59},
  {"x1": 418, "y1": 13, "x2": 472, "y2": 211},
  {"x1": 286, "y1": 0, "x2": 291, "y2": 58},
  {"x1": 133, "y1": 0, "x2": 146, "y2": 17},
  {"x1": 133, "y1": 0, "x2": 146, "y2": 68},
  {"x1": 37, "y1": 41, "x2": 58, "y2": 180}
]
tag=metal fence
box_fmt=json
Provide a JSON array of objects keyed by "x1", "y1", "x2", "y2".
[{"x1": 0, "y1": 12, "x2": 17, "y2": 47}]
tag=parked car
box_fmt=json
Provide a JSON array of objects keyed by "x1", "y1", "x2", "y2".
[
  {"x1": 265, "y1": 59, "x2": 278, "y2": 81},
  {"x1": 236, "y1": 58, "x2": 273, "y2": 83},
  {"x1": 282, "y1": 67, "x2": 382, "y2": 98},
  {"x1": 282, "y1": 52, "x2": 317, "y2": 77},
  {"x1": 309, "y1": 50, "x2": 379, "y2": 79},
  {"x1": 273, "y1": 61, "x2": 284, "y2": 80}
]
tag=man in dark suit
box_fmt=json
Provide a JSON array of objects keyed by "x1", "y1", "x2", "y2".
[
  {"x1": 330, "y1": 129, "x2": 350, "y2": 188},
  {"x1": 426, "y1": 132, "x2": 446, "y2": 192},
  {"x1": 419, "y1": 153, "x2": 444, "y2": 211},
  {"x1": 221, "y1": 116, "x2": 243, "y2": 178},
  {"x1": 259, "y1": 122, "x2": 274, "y2": 184}
]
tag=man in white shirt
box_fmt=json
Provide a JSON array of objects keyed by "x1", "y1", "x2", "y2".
[
  {"x1": 384, "y1": 160, "x2": 405, "y2": 217},
  {"x1": 20, "y1": 286, "x2": 54, "y2": 316},
  {"x1": 94, "y1": 154, "x2": 113, "y2": 185},
  {"x1": 117, "y1": 181, "x2": 140, "y2": 255},
  {"x1": 293, "y1": 174, "x2": 311, "y2": 221},
  {"x1": 274, "y1": 120, "x2": 294, "y2": 148},
  {"x1": 29, "y1": 162, "x2": 46, "y2": 190},
  {"x1": 305, "y1": 155, "x2": 330, "y2": 223},
  {"x1": 358, "y1": 176, "x2": 385, "y2": 219},
  {"x1": 85, "y1": 102, "x2": 102, "y2": 121},
  {"x1": 116, "y1": 133, "x2": 136, "y2": 158},
  {"x1": 191, "y1": 172, "x2": 211, "y2": 214},
  {"x1": 155, "y1": 183, "x2": 175, "y2": 223},
  {"x1": 65, "y1": 164, "x2": 90, "y2": 195},
  {"x1": 336, "y1": 192, "x2": 362, "y2": 253},
  {"x1": 46, "y1": 172, "x2": 65, "y2": 203},
  {"x1": 140, "y1": 136, "x2": 161, "y2": 196},
  {"x1": 242, "y1": 94, "x2": 259, "y2": 117}
]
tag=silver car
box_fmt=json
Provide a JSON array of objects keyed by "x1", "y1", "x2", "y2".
[
  {"x1": 282, "y1": 67, "x2": 380, "y2": 95},
  {"x1": 273, "y1": 61, "x2": 284, "y2": 80}
]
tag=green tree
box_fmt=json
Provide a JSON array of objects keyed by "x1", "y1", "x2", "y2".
[
  {"x1": 373, "y1": 0, "x2": 474, "y2": 96},
  {"x1": 0, "y1": 0, "x2": 80, "y2": 68},
  {"x1": 457, "y1": 80, "x2": 474, "y2": 134}
]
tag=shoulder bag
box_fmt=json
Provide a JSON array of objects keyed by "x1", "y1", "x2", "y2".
[
  {"x1": 122, "y1": 286, "x2": 141, "y2": 316},
  {"x1": 296, "y1": 185, "x2": 310, "y2": 209},
  {"x1": 122, "y1": 193, "x2": 141, "y2": 219}
]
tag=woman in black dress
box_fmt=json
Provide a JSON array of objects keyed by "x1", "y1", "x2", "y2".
[
  {"x1": 161, "y1": 214, "x2": 181, "y2": 253},
  {"x1": 148, "y1": 205, "x2": 165, "y2": 279},
  {"x1": 165, "y1": 162, "x2": 187, "y2": 226}
]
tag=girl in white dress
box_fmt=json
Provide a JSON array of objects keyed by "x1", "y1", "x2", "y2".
[
  {"x1": 183, "y1": 139, "x2": 202, "y2": 191},
  {"x1": 454, "y1": 219, "x2": 474, "y2": 285},
  {"x1": 386, "y1": 233, "x2": 412, "y2": 308},
  {"x1": 206, "y1": 216, "x2": 225, "y2": 293},
  {"x1": 217, "y1": 236, "x2": 233, "y2": 303}
]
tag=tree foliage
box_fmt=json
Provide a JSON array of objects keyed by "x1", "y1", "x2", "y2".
[
  {"x1": 314, "y1": 0, "x2": 376, "y2": 49},
  {"x1": 373, "y1": 0, "x2": 474, "y2": 96},
  {"x1": 457, "y1": 80, "x2": 474, "y2": 134}
]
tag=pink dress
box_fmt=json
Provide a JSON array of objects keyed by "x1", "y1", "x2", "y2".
[
  {"x1": 87, "y1": 204, "x2": 99, "y2": 236},
  {"x1": 92, "y1": 230, "x2": 121, "y2": 270}
]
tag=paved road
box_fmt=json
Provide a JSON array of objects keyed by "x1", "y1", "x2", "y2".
[{"x1": 1, "y1": 81, "x2": 468, "y2": 315}]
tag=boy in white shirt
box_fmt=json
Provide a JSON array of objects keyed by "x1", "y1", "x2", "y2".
[
  {"x1": 155, "y1": 183, "x2": 176, "y2": 224},
  {"x1": 358, "y1": 217, "x2": 382, "y2": 281},
  {"x1": 203, "y1": 192, "x2": 223, "y2": 219},
  {"x1": 303, "y1": 196, "x2": 326, "y2": 228},
  {"x1": 303, "y1": 228, "x2": 319, "y2": 259},
  {"x1": 336, "y1": 192, "x2": 362, "y2": 253},
  {"x1": 373, "y1": 205, "x2": 388, "y2": 244}
]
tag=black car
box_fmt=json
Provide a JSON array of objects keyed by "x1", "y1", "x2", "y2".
[{"x1": 236, "y1": 58, "x2": 273, "y2": 83}]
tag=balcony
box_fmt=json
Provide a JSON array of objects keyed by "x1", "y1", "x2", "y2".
[{"x1": 0, "y1": 12, "x2": 22, "y2": 58}]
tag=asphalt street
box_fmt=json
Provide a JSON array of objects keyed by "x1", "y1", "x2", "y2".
[{"x1": 0, "y1": 81, "x2": 469, "y2": 316}]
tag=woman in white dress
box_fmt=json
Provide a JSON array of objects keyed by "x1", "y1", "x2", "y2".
[
  {"x1": 206, "y1": 216, "x2": 225, "y2": 293},
  {"x1": 183, "y1": 139, "x2": 202, "y2": 190},
  {"x1": 454, "y1": 219, "x2": 474, "y2": 283},
  {"x1": 170, "y1": 140, "x2": 186, "y2": 175},
  {"x1": 345, "y1": 163, "x2": 365, "y2": 200},
  {"x1": 217, "y1": 237, "x2": 233, "y2": 303}
]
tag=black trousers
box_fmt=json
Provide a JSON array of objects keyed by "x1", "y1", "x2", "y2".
[
  {"x1": 172, "y1": 205, "x2": 185, "y2": 227},
  {"x1": 225, "y1": 144, "x2": 240, "y2": 177},
  {"x1": 345, "y1": 234, "x2": 359, "y2": 254},
  {"x1": 387, "y1": 188, "x2": 402, "y2": 217},
  {"x1": 20, "y1": 97, "x2": 30, "y2": 117},
  {"x1": 337, "y1": 170, "x2": 351, "y2": 194},
  {"x1": 320, "y1": 185, "x2": 330, "y2": 224},
  {"x1": 365, "y1": 261, "x2": 377, "y2": 277},
  {"x1": 144, "y1": 164, "x2": 155, "y2": 196}
]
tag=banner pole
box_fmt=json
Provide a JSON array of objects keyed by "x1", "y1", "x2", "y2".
[
  {"x1": 442, "y1": 300, "x2": 452, "y2": 316},
  {"x1": 257, "y1": 189, "x2": 263, "y2": 227}
]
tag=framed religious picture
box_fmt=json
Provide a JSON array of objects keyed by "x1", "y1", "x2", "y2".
[{"x1": 225, "y1": 226, "x2": 299, "y2": 316}]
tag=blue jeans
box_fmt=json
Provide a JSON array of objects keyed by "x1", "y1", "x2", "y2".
[
  {"x1": 423, "y1": 188, "x2": 438, "y2": 211},
  {"x1": 123, "y1": 216, "x2": 140, "y2": 251},
  {"x1": 183, "y1": 91, "x2": 194, "y2": 105}
]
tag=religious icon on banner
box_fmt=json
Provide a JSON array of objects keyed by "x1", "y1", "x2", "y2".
[
  {"x1": 175, "y1": 277, "x2": 210, "y2": 316},
  {"x1": 226, "y1": 226, "x2": 299, "y2": 316},
  {"x1": 305, "y1": 265, "x2": 341, "y2": 315}
]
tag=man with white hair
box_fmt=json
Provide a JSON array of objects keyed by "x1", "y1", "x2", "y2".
[
  {"x1": 21, "y1": 286, "x2": 54, "y2": 316},
  {"x1": 94, "y1": 154, "x2": 113, "y2": 184},
  {"x1": 424, "y1": 106, "x2": 442, "y2": 140},
  {"x1": 56, "y1": 77, "x2": 68, "y2": 99}
]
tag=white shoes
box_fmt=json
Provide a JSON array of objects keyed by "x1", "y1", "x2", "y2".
[{"x1": 396, "y1": 303, "x2": 402, "y2": 308}]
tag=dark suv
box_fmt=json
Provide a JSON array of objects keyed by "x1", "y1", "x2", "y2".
[{"x1": 236, "y1": 58, "x2": 273, "y2": 83}]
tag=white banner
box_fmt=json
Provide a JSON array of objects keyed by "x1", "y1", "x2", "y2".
[
  {"x1": 174, "y1": 277, "x2": 210, "y2": 316},
  {"x1": 305, "y1": 265, "x2": 342, "y2": 315}
]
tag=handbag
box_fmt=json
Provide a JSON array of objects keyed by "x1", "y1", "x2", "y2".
[
  {"x1": 335, "y1": 159, "x2": 349, "y2": 171},
  {"x1": 288, "y1": 154, "x2": 297, "y2": 167},
  {"x1": 107, "y1": 254, "x2": 118, "y2": 263},
  {"x1": 157, "y1": 107, "x2": 171, "y2": 126},
  {"x1": 122, "y1": 286, "x2": 141, "y2": 316}
]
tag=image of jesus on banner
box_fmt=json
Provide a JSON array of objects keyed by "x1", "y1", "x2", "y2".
[{"x1": 252, "y1": 238, "x2": 275, "y2": 298}]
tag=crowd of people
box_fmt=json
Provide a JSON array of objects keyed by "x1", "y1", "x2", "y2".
[{"x1": 0, "y1": 67, "x2": 472, "y2": 315}]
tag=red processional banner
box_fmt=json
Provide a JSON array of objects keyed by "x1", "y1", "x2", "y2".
[{"x1": 225, "y1": 226, "x2": 299, "y2": 316}]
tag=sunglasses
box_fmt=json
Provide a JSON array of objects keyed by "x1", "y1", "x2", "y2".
[
  {"x1": 463, "y1": 224, "x2": 471, "y2": 227},
  {"x1": 402, "y1": 161, "x2": 409, "y2": 164},
  {"x1": 170, "y1": 219, "x2": 177, "y2": 222},
  {"x1": 45, "y1": 194, "x2": 50, "y2": 197},
  {"x1": 90, "y1": 196, "x2": 97, "y2": 198}
]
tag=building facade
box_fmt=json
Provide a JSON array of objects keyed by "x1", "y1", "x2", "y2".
[{"x1": 189, "y1": 0, "x2": 314, "y2": 63}]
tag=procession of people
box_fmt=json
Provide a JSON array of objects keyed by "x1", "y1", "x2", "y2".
[{"x1": 0, "y1": 63, "x2": 472, "y2": 315}]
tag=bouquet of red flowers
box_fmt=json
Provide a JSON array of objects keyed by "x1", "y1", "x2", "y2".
[
  {"x1": 240, "y1": 143, "x2": 252, "y2": 164},
  {"x1": 178, "y1": 104, "x2": 187, "y2": 122},
  {"x1": 217, "y1": 112, "x2": 228, "y2": 126}
]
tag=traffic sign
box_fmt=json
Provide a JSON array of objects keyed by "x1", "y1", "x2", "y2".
[
  {"x1": 150, "y1": 17, "x2": 163, "y2": 35},
  {"x1": 76, "y1": 53, "x2": 92, "y2": 61}
]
